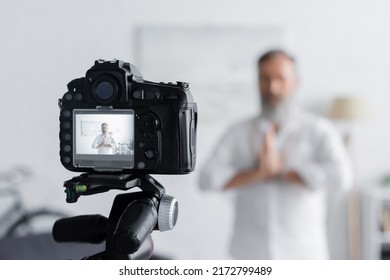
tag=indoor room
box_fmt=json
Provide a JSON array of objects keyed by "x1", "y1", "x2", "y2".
[{"x1": 1, "y1": 0, "x2": 390, "y2": 264}]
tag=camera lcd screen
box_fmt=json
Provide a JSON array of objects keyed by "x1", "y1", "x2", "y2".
[{"x1": 73, "y1": 109, "x2": 134, "y2": 170}]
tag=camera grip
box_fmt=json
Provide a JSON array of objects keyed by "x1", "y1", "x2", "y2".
[{"x1": 113, "y1": 198, "x2": 158, "y2": 254}]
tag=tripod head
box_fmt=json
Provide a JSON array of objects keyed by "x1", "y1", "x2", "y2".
[{"x1": 52, "y1": 173, "x2": 178, "y2": 259}]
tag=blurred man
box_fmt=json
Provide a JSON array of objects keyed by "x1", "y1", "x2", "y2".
[
  {"x1": 199, "y1": 50, "x2": 352, "y2": 259},
  {"x1": 92, "y1": 123, "x2": 117, "y2": 154}
]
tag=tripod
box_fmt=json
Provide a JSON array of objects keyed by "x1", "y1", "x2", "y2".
[{"x1": 52, "y1": 173, "x2": 178, "y2": 260}]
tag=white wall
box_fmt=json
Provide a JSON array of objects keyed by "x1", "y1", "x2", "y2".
[{"x1": 1, "y1": 0, "x2": 390, "y2": 259}]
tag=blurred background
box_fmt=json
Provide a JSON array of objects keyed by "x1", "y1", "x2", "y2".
[{"x1": 1, "y1": 0, "x2": 390, "y2": 259}]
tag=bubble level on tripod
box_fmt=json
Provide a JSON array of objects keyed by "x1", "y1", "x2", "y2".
[{"x1": 75, "y1": 184, "x2": 88, "y2": 193}]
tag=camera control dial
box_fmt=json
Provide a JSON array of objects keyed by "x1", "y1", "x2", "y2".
[{"x1": 139, "y1": 114, "x2": 159, "y2": 133}]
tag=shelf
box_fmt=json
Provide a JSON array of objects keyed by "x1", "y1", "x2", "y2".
[{"x1": 361, "y1": 186, "x2": 390, "y2": 259}]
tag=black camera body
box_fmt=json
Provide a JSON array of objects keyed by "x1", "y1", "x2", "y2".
[{"x1": 59, "y1": 59, "x2": 197, "y2": 175}]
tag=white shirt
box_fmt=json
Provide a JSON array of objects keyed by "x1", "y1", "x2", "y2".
[
  {"x1": 199, "y1": 109, "x2": 352, "y2": 259},
  {"x1": 92, "y1": 134, "x2": 117, "y2": 154}
]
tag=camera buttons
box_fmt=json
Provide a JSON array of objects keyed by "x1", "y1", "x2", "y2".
[
  {"x1": 145, "y1": 149, "x2": 157, "y2": 160},
  {"x1": 63, "y1": 145, "x2": 72, "y2": 153},
  {"x1": 144, "y1": 90, "x2": 156, "y2": 100},
  {"x1": 139, "y1": 115, "x2": 158, "y2": 132},
  {"x1": 75, "y1": 93, "x2": 83, "y2": 101},
  {"x1": 133, "y1": 90, "x2": 142, "y2": 99},
  {"x1": 132, "y1": 90, "x2": 159, "y2": 100},
  {"x1": 62, "y1": 110, "x2": 71, "y2": 118},
  {"x1": 139, "y1": 142, "x2": 146, "y2": 148},
  {"x1": 64, "y1": 93, "x2": 73, "y2": 101},
  {"x1": 63, "y1": 133, "x2": 71, "y2": 141},
  {"x1": 62, "y1": 122, "x2": 71, "y2": 129}
]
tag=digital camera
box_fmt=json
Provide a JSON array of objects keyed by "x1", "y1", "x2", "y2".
[{"x1": 59, "y1": 59, "x2": 197, "y2": 174}]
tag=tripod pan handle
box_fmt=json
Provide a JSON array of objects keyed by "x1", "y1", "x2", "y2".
[
  {"x1": 52, "y1": 215, "x2": 107, "y2": 243},
  {"x1": 113, "y1": 198, "x2": 158, "y2": 255}
]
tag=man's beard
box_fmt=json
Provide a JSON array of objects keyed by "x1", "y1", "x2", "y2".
[{"x1": 260, "y1": 95, "x2": 294, "y2": 125}]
